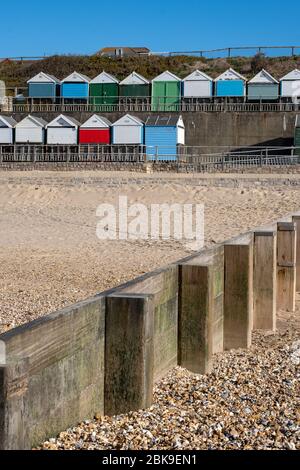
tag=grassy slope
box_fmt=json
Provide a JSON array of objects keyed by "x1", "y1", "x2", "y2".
[{"x1": 1, "y1": 53, "x2": 300, "y2": 89}]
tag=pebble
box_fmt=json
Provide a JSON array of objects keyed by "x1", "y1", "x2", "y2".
[{"x1": 40, "y1": 308, "x2": 300, "y2": 451}]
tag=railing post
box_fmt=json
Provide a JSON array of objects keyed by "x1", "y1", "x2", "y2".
[
  {"x1": 277, "y1": 222, "x2": 296, "y2": 312},
  {"x1": 105, "y1": 294, "x2": 154, "y2": 416},
  {"x1": 253, "y1": 230, "x2": 277, "y2": 331},
  {"x1": 224, "y1": 235, "x2": 253, "y2": 350}
]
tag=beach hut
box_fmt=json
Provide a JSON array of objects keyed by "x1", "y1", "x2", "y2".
[
  {"x1": 15, "y1": 115, "x2": 47, "y2": 143},
  {"x1": 295, "y1": 115, "x2": 300, "y2": 156},
  {"x1": 280, "y1": 69, "x2": 300, "y2": 99},
  {"x1": 79, "y1": 115, "x2": 111, "y2": 144},
  {"x1": 27, "y1": 72, "x2": 60, "y2": 99},
  {"x1": 152, "y1": 71, "x2": 181, "y2": 111},
  {"x1": 111, "y1": 114, "x2": 144, "y2": 144},
  {"x1": 61, "y1": 72, "x2": 90, "y2": 100},
  {"x1": 89, "y1": 71, "x2": 119, "y2": 105},
  {"x1": 215, "y1": 68, "x2": 246, "y2": 98},
  {"x1": 182, "y1": 70, "x2": 213, "y2": 98},
  {"x1": 144, "y1": 115, "x2": 185, "y2": 161},
  {"x1": 0, "y1": 116, "x2": 17, "y2": 144},
  {"x1": 247, "y1": 70, "x2": 279, "y2": 101},
  {"x1": 46, "y1": 114, "x2": 80, "y2": 145},
  {"x1": 119, "y1": 72, "x2": 150, "y2": 99}
]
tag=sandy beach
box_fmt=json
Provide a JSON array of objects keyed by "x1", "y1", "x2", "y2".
[{"x1": 0, "y1": 170, "x2": 300, "y2": 332}]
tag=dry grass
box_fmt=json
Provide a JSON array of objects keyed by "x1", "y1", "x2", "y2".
[{"x1": 1, "y1": 54, "x2": 300, "y2": 89}]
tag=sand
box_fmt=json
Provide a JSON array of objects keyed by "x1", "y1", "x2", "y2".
[{"x1": 0, "y1": 170, "x2": 300, "y2": 332}]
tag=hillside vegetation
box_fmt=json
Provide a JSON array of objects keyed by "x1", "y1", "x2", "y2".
[{"x1": 1, "y1": 53, "x2": 300, "y2": 89}]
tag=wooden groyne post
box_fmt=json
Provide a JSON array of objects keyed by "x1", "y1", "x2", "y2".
[
  {"x1": 253, "y1": 229, "x2": 277, "y2": 331},
  {"x1": 277, "y1": 222, "x2": 296, "y2": 312},
  {"x1": 178, "y1": 247, "x2": 224, "y2": 374},
  {"x1": 224, "y1": 234, "x2": 253, "y2": 350}
]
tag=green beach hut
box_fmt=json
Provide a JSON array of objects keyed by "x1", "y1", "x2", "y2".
[
  {"x1": 151, "y1": 71, "x2": 181, "y2": 111},
  {"x1": 119, "y1": 72, "x2": 150, "y2": 103},
  {"x1": 247, "y1": 70, "x2": 279, "y2": 101},
  {"x1": 89, "y1": 71, "x2": 119, "y2": 106}
]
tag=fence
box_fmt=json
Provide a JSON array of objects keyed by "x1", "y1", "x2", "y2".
[
  {"x1": 0, "y1": 145, "x2": 299, "y2": 170},
  {"x1": 149, "y1": 45, "x2": 300, "y2": 58},
  {"x1": 1, "y1": 45, "x2": 300, "y2": 61},
  {"x1": 5, "y1": 97, "x2": 300, "y2": 114},
  {"x1": 0, "y1": 212, "x2": 299, "y2": 449}
]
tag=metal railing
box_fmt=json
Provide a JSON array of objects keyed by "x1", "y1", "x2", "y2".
[
  {"x1": 149, "y1": 45, "x2": 300, "y2": 58},
  {"x1": 179, "y1": 146, "x2": 300, "y2": 170},
  {"x1": 1, "y1": 45, "x2": 300, "y2": 61},
  {"x1": 5, "y1": 96, "x2": 300, "y2": 114},
  {"x1": 0, "y1": 144, "x2": 299, "y2": 169}
]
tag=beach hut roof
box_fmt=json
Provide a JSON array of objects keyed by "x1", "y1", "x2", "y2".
[
  {"x1": 248, "y1": 69, "x2": 279, "y2": 84},
  {"x1": 62, "y1": 71, "x2": 91, "y2": 83},
  {"x1": 27, "y1": 72, "x2": 61, "y2": 84},
  {"x1": 119, "y1": 71, "x2": 149, "y2": 85},
  {"x1": 152, "y1": 71, "x2": 181, "y2": 82},
  {"x1": 90, "y1": 71, "x2": 119, "y2": 84},
  {"x1": 281, "y1": 69, "x2": 300, "y2": 80},
  {"x1": 16, "y1": 115, "x2": 48, "y2": 128},
  {"x1": 112, "y1": 114, "x2": 144, "y2": 126},
  {"x1": 183, "y1": 70, "x2": 213, "y2": 82},
  {"x1": 215, "y1": 68, "x2": 246, "y2": 81},
  {"x1": 0, "y1": 115, "x2": 17, "y2": 127},
  {"x1": 145, "y1": 115, "x2": 184, "y2": 128},
  {"x1": 46, "y1": 114, "x2": 81, "y2": 128},
  {"x1": 81, "y1": 114, "x2": 112, "y2": 128}
]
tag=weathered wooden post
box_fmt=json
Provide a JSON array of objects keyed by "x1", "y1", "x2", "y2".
[
  {"x1": 224, "y1": 234, "x2": 253, "y2": 350},
  {"x1": 0, "y1": 359, "x2": 30, "y2": 450},
  {"x1": 178, "y1": 247, "x2": 224, "y2": 374},
  {"x1": 105, "y1": 294, "x2": 154, "y2": 416},
  {"x1": 292, "y1": 214, "x2": 300, "y2": 292},
  {"x1": 253, "y1": 230, "x2": 277, "y2": 331},
  {"x1": 179, "y1": 264, "x2": 212, "y2": 374},
  {"x1": 277, "y1": 222, "x2": 296, "y2": 312}
]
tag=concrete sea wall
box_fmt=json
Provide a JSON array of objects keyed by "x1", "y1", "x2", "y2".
[{"x1": 7, "y1": 111, "x2": 298, "y2": 148}]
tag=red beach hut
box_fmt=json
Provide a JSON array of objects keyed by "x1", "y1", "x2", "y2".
[{"x1": 79, "y1": 114, "x2": 111, "y2": 144}]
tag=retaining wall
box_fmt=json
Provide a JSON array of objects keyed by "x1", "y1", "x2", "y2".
[
  {"x1": 5, "y1": 111, "x2": 298, "y2": 148},
  {"x1": 1, "y1": 162, "x2": 300, "y2": 173},
  {"x1": 0, "y1": 212, "x2": 299, "y2": 449}
]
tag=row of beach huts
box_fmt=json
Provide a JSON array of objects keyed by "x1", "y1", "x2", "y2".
[
  {"x1": 24, "y1": 68, "x2": 300, "y2": 102},
  {"x1": 0, "y1": 114, "x2": 185, "y2": 157}
]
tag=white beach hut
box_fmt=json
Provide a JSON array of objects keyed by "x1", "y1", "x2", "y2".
[
  {"x1": 112, "y1": 114, "x2": 144, "y2": 144},
  {"x1": 0, "y1": 116, "x2": 17, "y2": 144},
  {"x1": 280, "y1": 69, "x2": 300, "y2": 99},
  {"x1": 182, "y1": 70, "x2": 213, "y2": 98},
  {"x1": 15, "y1": 115, "x2": 47, "y2": 144},
  {"x1": 46, "y1": 114, "x2": 80, "y2": 145}
]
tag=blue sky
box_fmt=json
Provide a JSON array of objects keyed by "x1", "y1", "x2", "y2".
[{"x1": 1, "y1": 0, "x2": 300, "y2": 57}]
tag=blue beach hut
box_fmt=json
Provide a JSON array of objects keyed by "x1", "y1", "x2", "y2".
[
  {"x1": 145, "y1": 115, "x2": 185, "y2": 161},
  {"x1": 27, "y1": 72, "x2": 60, "y2": 99},
  {"x1": 61, "y1": 71, "x2": 90, "y2": 100},
  {"x1": 215, "y1": 68, "x2": 246, "y2": 98}
]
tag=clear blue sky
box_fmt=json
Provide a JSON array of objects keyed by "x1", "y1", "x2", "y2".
[{"x1": 1, "y1": 0, "x2": 300, "y2": 57}]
